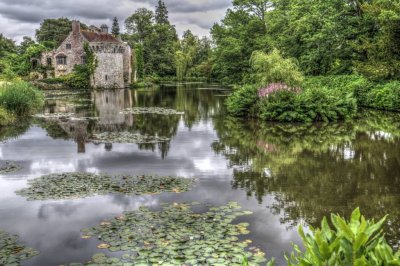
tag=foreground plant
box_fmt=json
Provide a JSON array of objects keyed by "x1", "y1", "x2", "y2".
[
  {"x1": 16, "y1": 173, "x2": 196, "y2": 200},
  {"x1": 76, "y1": 202, "x2": 266, "y2": 265},
  {"x1": 0, "y1": 229, "x2": 39, "y2": 265},
  {"x1": 286, "y1": 208, "x2": 400, "y2": 266}
]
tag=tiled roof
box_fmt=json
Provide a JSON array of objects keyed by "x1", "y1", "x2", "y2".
[{"x1": 81, "y1": 31, "x2": 119, "y2": 43}]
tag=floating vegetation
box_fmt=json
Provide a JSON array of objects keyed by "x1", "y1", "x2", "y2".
[
  {"x1": 0, "y1": 161, "x2": 22, "y2": 174},
  {"x1": 33, "y1": 113, "x2": 75, "y2": 120},
  {"x1": 0, "y1": 229, "x2": 39, "y2": 265},
  {"x1": 90, "y1": 132, "x2": 170, "y2": 144},
  {"x1": 120, "y1": 107, "x2": 184, "y2": 116},
  {"x1": 16, "y1": 173, "x2": 195, "y2": 200},
  {"x1": 75, "y1": 202, "x2": 266, "y2": 266}
]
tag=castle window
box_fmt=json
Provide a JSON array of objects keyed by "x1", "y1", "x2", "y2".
[
  {"x1": 66, "y1": 43, "x2": 72, "y2": 50},
  {"x1": 56, "y1": 55, "x2": 67, "y2": 65},
  {"x1": 105, "y1": 75, "x2": 108, "y2": 81},
  {"x1": 81, "y1": 56, "x2": 87, "y2": 64},
  {"x1": 46, "y1": 57, "x2": 52, "y2": 66}
]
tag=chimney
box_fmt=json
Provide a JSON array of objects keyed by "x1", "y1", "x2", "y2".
[
  {"x1": 72, "y1": 21, "x2": 80, "y2": 34},
  {"x1": 100, "y1": 24, "x2": 109, "y2": 33}
]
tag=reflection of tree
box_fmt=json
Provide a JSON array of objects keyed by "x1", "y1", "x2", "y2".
[
  {"x1": 37, "y1": 84, "x2": 227, "y2": 158},
  {"x1": 212, "y1": 111, "x2": 400, "y2": 246},
  {"x1": 0, "y1": 119, "x2": 31, "y2": 142}
]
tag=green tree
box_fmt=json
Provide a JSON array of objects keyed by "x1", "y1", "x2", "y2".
[
  {"x1": 111, "y1": 17, "x2": 120, "y2": 36},
  {"x1": 250, "y1": 49, "x2": 304, "y2": 87},
  {"x1": 135, "y1": 43, "x2": 144, "y2": 79},
  {"x1": 155, "y1": 0, "x2": 169, "y2": 25},
  {"x1": 125, "y1": 8, "x2": 154, "y2": 43},
  {"x1": 17, "y1": 36, "x2": 35, "y2": 54},
  {"x1": 211, "y1": 1, "x2": 269, "y2": 83}
]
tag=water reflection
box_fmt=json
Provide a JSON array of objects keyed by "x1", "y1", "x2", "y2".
[
  {"x1": 212, "y1": 111, "x2": 400, "y2": 247},
  {"x1": 1, "y1": 84, "x2": 400, "y2": 265},
  {"x1": 32, "y1": 85, "x2": 227, "y2": 159}
]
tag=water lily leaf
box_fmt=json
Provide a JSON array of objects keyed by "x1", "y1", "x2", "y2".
[
  {"x1": 16, "y1": 173, "x2": 196, "y2": 200},
  {"x1": 0, "y1": 229, "x2": 39, "y2": 265}
]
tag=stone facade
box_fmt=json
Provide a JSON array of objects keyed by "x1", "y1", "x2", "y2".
[{"x1": 40, "y1": 21, "x2": 132, "y2": 89}]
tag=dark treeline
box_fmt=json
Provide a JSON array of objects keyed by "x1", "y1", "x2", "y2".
[{"x1": 212, "y1": 0, "x2": 400, "y2": 83}]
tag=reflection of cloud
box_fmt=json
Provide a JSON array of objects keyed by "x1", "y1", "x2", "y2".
[{"x1": 38, "y1": 202, "x2": 85, "y2": 220}]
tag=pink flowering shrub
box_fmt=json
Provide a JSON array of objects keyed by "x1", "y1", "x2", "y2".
[{"x1": 258, "y1": 82, "x2": 301, "y2": 98}]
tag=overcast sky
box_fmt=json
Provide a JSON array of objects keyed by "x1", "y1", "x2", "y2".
[{"x1": 0, "y1": 0, "x2": 231, "y2": 43}]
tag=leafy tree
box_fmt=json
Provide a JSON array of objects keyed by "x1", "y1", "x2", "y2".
[
  {"x1": 17, "y1": 36, "x2": 35, "y2": 54},
  {"x1": 175, "y1": 30, "x2": 213, "y2": 80},
  {"x1": 175, "y1": 51, "x2": 188, "y2": 81},
  {"x1": 211, "y1": 2, "x2": 269, "y2": 83},
  {"x1": 0, "y1": 34, "x2": 16, "y2": 78},
  {"x1": 0, "y1": 34, "x2": 15, "y2": 56},
  {"x1": 250, "y1": 49, "x2": 304, "y2": 87},
  {"x1": 111, "y1": 17, "x2": 120, "y2": 36},
  {"x1": 125, "y1": 8, "x2": 154, "y2": 43},
  {"x1": 135, "y1": 43, "x2": 144, "y2": 79}
]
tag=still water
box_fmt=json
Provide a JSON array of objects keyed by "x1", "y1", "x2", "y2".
[{"x1": 0, "y1": 84, "x2": 400, "y2": 265}]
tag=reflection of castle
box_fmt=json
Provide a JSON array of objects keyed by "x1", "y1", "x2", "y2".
[
  {"x1": 42, "y1": 89, "x2": 134, "y2": 153},
  {"x1": 93, "y1": 89, "x2": 134, "y2": 132}
]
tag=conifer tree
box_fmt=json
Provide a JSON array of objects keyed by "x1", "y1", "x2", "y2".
[
  {"x1": 155, "y1": 0, "x2": 169, "y2": 24},
  {"x1": 111, "y1": 17, "x2": 120, "y2": 36}
]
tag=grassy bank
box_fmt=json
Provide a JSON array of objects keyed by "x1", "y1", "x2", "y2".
[{"x1": 0, "y1": 81, "x2": 44, "y2": 126}]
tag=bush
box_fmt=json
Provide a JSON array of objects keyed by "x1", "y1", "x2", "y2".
[
  {"x1": 366, "y1": 81, "x2": 400, "y2": 111},
  {"x1": 0, "y1": 81, "x2": 44, "y2": 116},
  {"x1": 0, "y1": 107, "x2": 14, "y2": 126},
  {"x1": 226, "y1": 85, "x2": 258, "y2": 117},
  {"x1": 62, "y1": 72, "x2": 90, "y2": 90},
  {"x1": 286, "y1": 208, "x2": 400, "y2": 265},
  {"x1": 258, "y1": 87, "x2": 357, "y2": 123}
]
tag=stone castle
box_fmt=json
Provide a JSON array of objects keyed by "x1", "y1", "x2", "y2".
[{"x1": 40, "y1": 21, "x2": 132, "y2": 89}]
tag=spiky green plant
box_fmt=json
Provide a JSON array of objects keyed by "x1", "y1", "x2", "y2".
[{"x1": 286, "y1": 208, "x2": 400, "y2": 266}]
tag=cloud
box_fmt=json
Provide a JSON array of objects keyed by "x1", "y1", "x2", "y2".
[{"x1": 0, "y1": 0, "x2": 231, "y2": 42}]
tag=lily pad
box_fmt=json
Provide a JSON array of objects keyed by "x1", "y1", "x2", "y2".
[
  {"x1": 16, "y1": 173, "x2": 196, "y2": 200},
  {"x1": 33, "y1": 113, "x2": 75, "y2": 120},
  {"x1": 76, "y1": 202, "x2": 266, "y2": 265},
  {"x1": 120, "y1": 107, "x2": 184, "y2": 116},
  {"x1": 0, "y1": 229, "x2": 39, "y2": 265},
  {"x1": 0, "y1": 161, "x2": 22, "y2": 174},
  {"x1": 90, "y1": 132, "x2": 170, "y2": 144}
]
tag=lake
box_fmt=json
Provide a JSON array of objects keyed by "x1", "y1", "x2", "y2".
[{"x1": 1, "y1": 83, "x2": 399, "y2": 265}]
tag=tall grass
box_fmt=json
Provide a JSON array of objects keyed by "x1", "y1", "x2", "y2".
[
  {"x1": 0, "y1": 81, "x2": 44, "y2": 116},
  {"x1": 0, "y1": 107, "x2": 14, "y2": 126}
]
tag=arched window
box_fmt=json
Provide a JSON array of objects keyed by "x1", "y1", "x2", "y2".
[
  {"x1": 47, "y1": 57, "x2": 52, "y2": 66},
  {"x1": 56, "y1": 54, "x2": 67, "y2": 65}
]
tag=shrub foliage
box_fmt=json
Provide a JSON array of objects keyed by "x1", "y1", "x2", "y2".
[{"x1": 0, "y1": 81, "x2": 44, "y2": 116}]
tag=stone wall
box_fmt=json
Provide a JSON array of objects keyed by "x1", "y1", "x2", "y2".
[
  {"x1": 53, "y1": 31, "x2": 86, "y2": 77},
  {"x1": 122, "y1": 44, "x2": 132, "y2": 84},
  {"x1": 92, "y1": 52, "x2": 124, "y2": 89}
]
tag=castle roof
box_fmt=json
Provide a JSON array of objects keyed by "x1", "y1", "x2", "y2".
[{"x1": 81, "y1": 31, "x2": 119, "y2": 43}]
